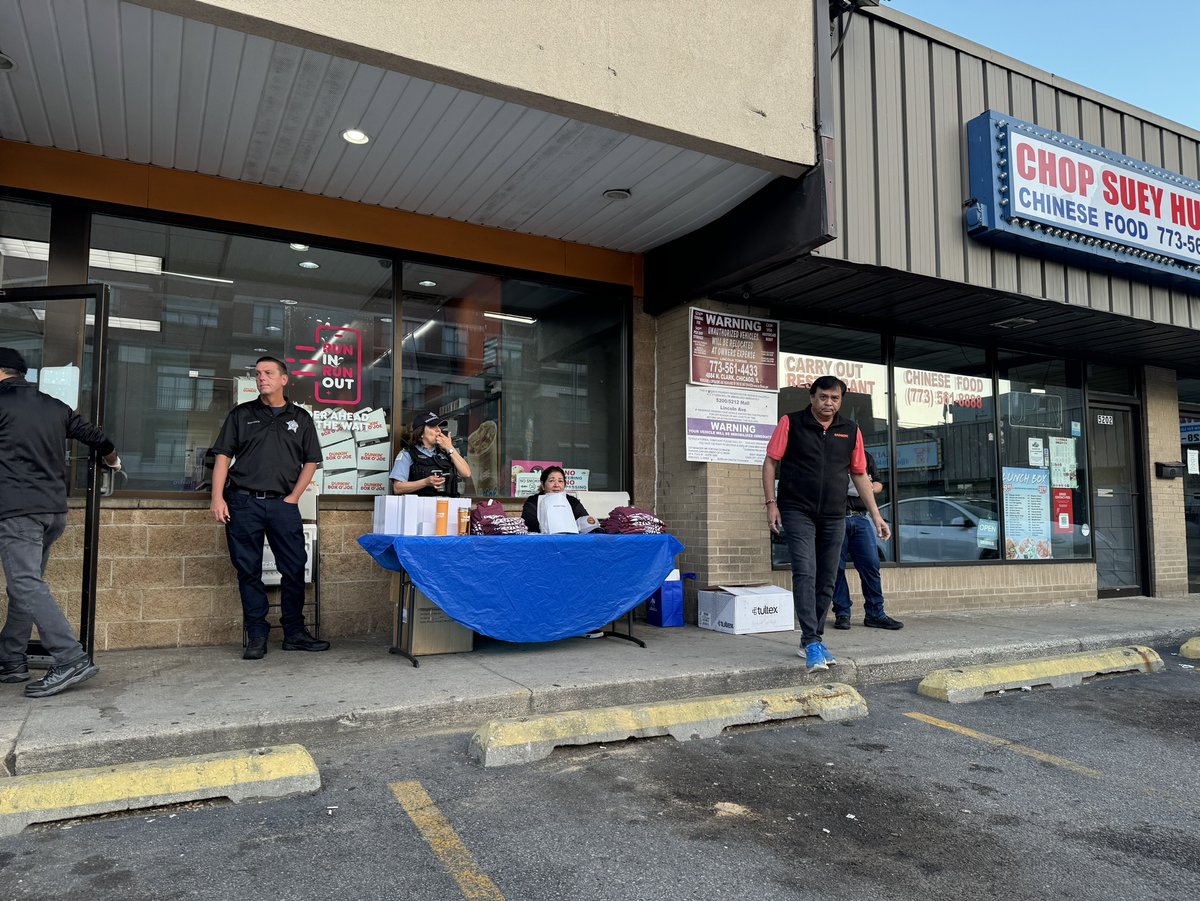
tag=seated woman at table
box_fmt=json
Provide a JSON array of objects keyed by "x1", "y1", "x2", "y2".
[
  {"x1": 390, "y1": 411, "x2": 471, "y2": 497},
  {"x1": 522, "y1": 466, "x2": 604, "y2": 638},
  {"x1": 521, "y1": 466, "x2": 593, "y2": 532}
]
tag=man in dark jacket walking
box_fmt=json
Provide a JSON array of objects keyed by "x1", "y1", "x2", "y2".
[
  {"x1": 762, "y1": 375, "x2": 890, "y2": 674},
  {"x1": 0, "y1": 347, "x2": 121, "y2": 698}
]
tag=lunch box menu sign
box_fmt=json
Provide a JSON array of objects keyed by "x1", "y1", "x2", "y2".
[{"x1": 690, "y1": 309, "x2": 778, "y2": 393}]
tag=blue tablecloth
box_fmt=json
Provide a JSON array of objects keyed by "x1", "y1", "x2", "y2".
[{"x1": 358, "y1": 533, "x2": 685, "y2": 643}]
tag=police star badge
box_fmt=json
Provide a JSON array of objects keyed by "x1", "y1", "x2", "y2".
[{"x1": 287, "y1": 420, "x2": 299, "y2": 432}]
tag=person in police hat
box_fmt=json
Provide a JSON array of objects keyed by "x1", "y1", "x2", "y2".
[
  {"x1": 389, "y1": 411, "x2": 471, "y2": 497},
  {"x1": 209, "y1": 356, "x2": 327, "y2": 660},
  {"x1": 0, "y1": 347, "x2": 121, "y2": 698}
]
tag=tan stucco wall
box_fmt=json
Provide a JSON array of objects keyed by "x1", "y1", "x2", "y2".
[{"x1": 137, "y1": 0, "x2": 817, "y2": 174}]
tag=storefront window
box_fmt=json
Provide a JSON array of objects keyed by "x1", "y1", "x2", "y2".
[
  {"x1": 998, "y1": 353, "x2": 1089, "y2": 561},
  {"x1": 87, "y1": 216, "x2": 394, "y2": 494},
  {"x1": 1087, "y1": 363, "x2": 1138, "y2": 397},
  {"x1": 773, "y1": 324, "x2": 888, "y2": 565},
  {"x1": 399, "y1": 262, "x2": 628, "y2": 497},
  {"x1": 1178, "y1": 377, "x2": 1200, "y2": 592},
  {"x1": 893, "y1": 338, "x2": 998, "y2": 563},
  {"x1": 0, "y1": 197, "x2": 51, "y2": 289}
]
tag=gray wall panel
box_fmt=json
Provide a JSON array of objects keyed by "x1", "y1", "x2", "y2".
[
  {"x1": 902, "y1": 31, "x2": 936, "y2": 277},
  {"x1": 874, "y1": 23, "x2": 908, "y2": 272},
  {"x1": 826, "y1": 9, "x2": 1200, "y2": 331}
]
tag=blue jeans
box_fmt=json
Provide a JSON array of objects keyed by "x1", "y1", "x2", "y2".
[
  {"x1": 224, "y1": 494, "x2": 309, "y2": 640},
  {"x1": 0, "y1": 513, "x2": 88, "y2": 666},
  {"x1": 833, "y1": 514, "x2": 886, "y2": 620},
  {"x1": 779, "y1": 507, "x2": 846, "y2": 646}
]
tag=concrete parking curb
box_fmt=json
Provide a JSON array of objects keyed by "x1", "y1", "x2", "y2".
[
  {"x1": 1181, "y1": 637, "x2": 1200, "y2": 659},
  {"x1": 917, "y1": 645, "x2": 1164, "y2": 703},
  {"x1": 0, "y1": 744, "x2": 319, "y2": 837},
  {"x1": 468, "y1": 682, "x2": 868, "y2": 767}
]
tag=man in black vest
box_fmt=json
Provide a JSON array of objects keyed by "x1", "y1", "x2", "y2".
[{"x1": 762, "y1": 376, "x2": 890, "y2": 673}]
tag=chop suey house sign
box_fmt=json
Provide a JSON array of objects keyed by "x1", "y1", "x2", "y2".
[{"x1": 965, "y1": 110, "x2": 1200, "y2": 288}]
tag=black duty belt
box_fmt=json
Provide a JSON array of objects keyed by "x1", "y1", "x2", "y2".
[{"x1": 231, "y1": 488, "x2": 285, "y2": 499}]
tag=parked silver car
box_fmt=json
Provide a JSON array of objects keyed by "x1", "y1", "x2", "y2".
[{"x1": 879, "y1": 496, "x2": 1000, "y2": 562}]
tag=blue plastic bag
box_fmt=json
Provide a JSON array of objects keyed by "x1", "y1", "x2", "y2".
[{"x1": 646, "y1": 572, "x2": 695, "y2": 627}]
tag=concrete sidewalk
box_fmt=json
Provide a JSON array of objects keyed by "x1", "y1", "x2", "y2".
[{"x1": 3, "y1": 596, "x2": 1198, "y2": 776}]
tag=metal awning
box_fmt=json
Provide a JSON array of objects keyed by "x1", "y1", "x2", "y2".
[{"x1": 719, "y1": 255, "x2": 1200, "y2": 375}]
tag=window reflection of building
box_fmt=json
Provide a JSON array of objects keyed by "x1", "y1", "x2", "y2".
[
  {"x1": 400, "y1": 262, "x2": 627, "y2": 497},
  {"x1": 87, "y1": 215, "x2": 394, "y2": 493},
  {"x1": 892, "y1": 338, "x2": 998, "y2": 563},
  {"x1": 0, "y1": 198, "x2": 52, "y2": 290}
]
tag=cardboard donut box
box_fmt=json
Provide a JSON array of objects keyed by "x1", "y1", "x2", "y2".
[{"x1": 697, "y1": 584, "x2": 794, "y2": 634}]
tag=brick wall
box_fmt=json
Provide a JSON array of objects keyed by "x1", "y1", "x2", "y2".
[
  {"x1": 1144, "y1": 365, "x2": 1188, "y2": 596},
  {"x1": 766, "y1": 561, "x2": 1097, "y2": 612},
  {"x1": 0, "y1": 500, "x2": 391, "y2": 652}
]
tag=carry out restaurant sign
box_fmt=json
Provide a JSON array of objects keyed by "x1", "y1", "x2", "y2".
[
  {"x1": 965, "y1": 110, "x2": 1200, "y2": 288},
  {"x1": 690, "y1": 309, "x2": 778, "y2": 392}
]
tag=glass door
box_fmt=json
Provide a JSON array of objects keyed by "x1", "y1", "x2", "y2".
[
  {"x1": 1088, "y1": 404, "x2": 1146, "y2": 597},
  {"x1": 0, "y1": 284, "x2": 110, "y2": 659},
  {"x1": 1181, "y1": 410, "x2": 1200, "y2": 592}
]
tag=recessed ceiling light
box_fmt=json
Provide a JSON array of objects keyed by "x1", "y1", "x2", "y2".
[
  {"x1": 298, "y1": 261, "x2": 320, "y2": 270},
  {"x1": 418, "y1": 280, "x2": 437, "y2": 288},
  {"x1": 279, "y1": 298, "x2": 298, "y2": 305},
  {"x1": 254, "y1": 347, "x2": 269, "y2": 352},
  {"x1": 602, "y1": 187, "x2": 632, "y2": 201},
  {"x1": 342, "y1": 128, "x2": 370, "y2": 145},
  {"x1": 265, "y1": 326, "x2": 282, "y2": 332},
  {"x1": 380, "y1": 317, "x2": 392, "y2": 323},
  {"x1": 289, "y1": 243, "x2": 309, "y2": 251}
]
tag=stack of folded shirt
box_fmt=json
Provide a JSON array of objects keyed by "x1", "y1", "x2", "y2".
[
  {"x1": 472, "y1": 514, "x2": 529, "y2": 535},
  {"x1": 602, "y1": 506, "x2": 666, "y2": 534}
]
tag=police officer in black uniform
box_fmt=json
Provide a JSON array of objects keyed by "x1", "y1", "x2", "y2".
[
  {"x1": 210, "y1": 356, "x2": 328, "y2": 659},
  {"x1": 388, "y1": 412, "x2": 471, "y2": 497}
]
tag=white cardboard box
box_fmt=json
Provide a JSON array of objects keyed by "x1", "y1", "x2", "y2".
[
  {"x1": 356, "y1": 472, "x2": 388, "y2": 495},
  {"x1": 373, "y1": 496, "x2": 404, "y2": 534},
  {"x1": 356, "y1": 443, "x2": 392, "y2": 472},
  {"x1": 379, "y1": 495, "x2": 474, "y2": 535},
  {"x1": 697, "y1": 584, "x2": 794, "y2": 635}
]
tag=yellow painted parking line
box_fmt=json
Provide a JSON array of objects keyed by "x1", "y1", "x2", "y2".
[
  {"x1": 904, "y1": 712, "x2": 1104, "y2": 779},
  {"x1": 390, "y1": 780, "x2": 504, "y2": 901}
]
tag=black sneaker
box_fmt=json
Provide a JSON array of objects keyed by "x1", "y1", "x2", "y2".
[
  {"x1": 242, "y1": 636, "x2": 268, "y2": 660},
  {"x1": 834, "y1": 615, "x2": 851, "y2": 630},
  {"x1": 0, "y1": 658, "x2": 29, "y2": 683},
  {"x1": 864, "y1": 613, "x2": 904, "y2": 630},
  {"x1": 23, "y1": 657, "x2": 99, "y2": 698},
  {"x1": 281, "y1": 631, "x2": 330, "y2": 652}
]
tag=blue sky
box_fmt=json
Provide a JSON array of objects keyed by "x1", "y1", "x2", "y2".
[{"x1": 883, "y1": 0, "x2": 1200, "y2": 130}]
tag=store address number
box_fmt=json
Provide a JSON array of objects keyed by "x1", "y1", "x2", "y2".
[{"x1": 1096, "y1": 413, "x2": 1114, "y2": 426}]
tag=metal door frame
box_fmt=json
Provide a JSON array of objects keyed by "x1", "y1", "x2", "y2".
[
  {"x1": 0, "y1": 283, "x2": 110, "y2": 658},
  {"x1": 1087, "y1": 400, "x2": 1148, "y2": 598}
]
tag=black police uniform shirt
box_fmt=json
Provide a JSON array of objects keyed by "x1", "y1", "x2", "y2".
[{"x1": 210, "y1": 397, "x2": 322, "y2": 495}]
